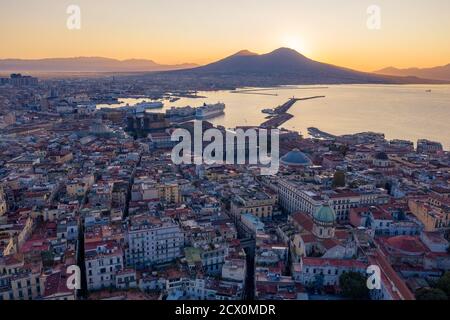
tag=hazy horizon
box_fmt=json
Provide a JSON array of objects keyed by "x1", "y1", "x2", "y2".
[{"x1": 1, "y1": 48, "x2": 449, "y2": 71}]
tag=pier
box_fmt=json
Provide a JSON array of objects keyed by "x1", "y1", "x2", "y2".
[
  {"x1": 308, "y1": 127, "x2": 337, "y2": 140},
  {"x1": 260, "y1": 113, "x2": 294, "y2": 128},
  {"x1": 260, "y1": 96, "x2": 326, "y2": 128},
  {"x1": 272, "y1": 97, "x2": 300, "y2": 114},
  {"x1": 273, "y1": 96, "x2": 325, "y2": 114}
]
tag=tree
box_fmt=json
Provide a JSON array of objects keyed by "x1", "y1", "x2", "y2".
[
  {"x1": 349, "y1": 180, "x2": 360, "y2": 189},
  {"x1": 332, "y1": 171, "x2": 346, "y2": 188},
  {"x1": 396, "y1": 209, "x2": 406, "y2": 221},
  {"x1": 415, "y1": 288, "x2": 448, "y2": 300},
  {"x1": 385, "y1": 182, "x2": 393, "y2": 194},
  {"x1": 436, "y1": 271, "x2": 450, "y2": 298},
  {"x1": 313, "y1": 274, "x2": 324, "y2": 293},
  {"x1": 339, "y1": 272, "x2": 370, "y2": 300},
  {"x1": 338, "y1": 145, "x2": 349, "y2": 157}
]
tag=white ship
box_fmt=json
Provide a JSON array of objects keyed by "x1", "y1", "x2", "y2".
[
  {"x1": 166, "y1": 106, "x2": 195, "y2": 118},
  {"x1": 133, "y1": 101, "x2": 164, "y2": 113},
  {"x1": 195, "y1": 102, "x2": 225, "y2": 119}
]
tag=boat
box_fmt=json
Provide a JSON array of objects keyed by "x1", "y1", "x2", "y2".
[
  {"x1": 169, "y1": 97, "x2": 180, "y2": 103},
  {"x1": 133, "y1": 101, "x2": 164, "y2": 113},
  {"x1": 195, "y1": 102, "x2": 225, "y2": 119},
  {"x1": 262, "y1": 108, "x2": 275, "y2": 114},
  {"x1": 166, "y1": 106, "x2": 196, "y2": 118}
]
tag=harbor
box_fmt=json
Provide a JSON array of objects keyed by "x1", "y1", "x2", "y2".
[{"x1": 260, "y1": 96, "x2": 326, "y2": 128}]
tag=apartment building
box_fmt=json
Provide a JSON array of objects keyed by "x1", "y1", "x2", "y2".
[
  {"x1": 85, "y1": 241, "x2": 124, "y2": 291},
  {"x1": 125, "y1": 215, "x2": 184, "y2": 269},
  {"x1": 230, "y1": 188, "x2": 277, "y2": 220},
  {"x1": 409, "y1": 196, "x2": 450, "y2": 232},
  {"x1": 278, "y1": 177, "x2": 388, "y2": 221},
  {"x1": 292, "y1": 257, "x2": 367, "y2": 287},
  {"x1": 0, "y1": 256, "x2": 43, "y2": 300}
]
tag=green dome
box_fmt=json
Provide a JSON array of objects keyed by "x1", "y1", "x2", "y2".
[
  {"x1": 280, "y1": 148, "x2": 312, "y2": 167},
  {"x1": 313, "y1": 204, "x2": 336, "y2": 224}
]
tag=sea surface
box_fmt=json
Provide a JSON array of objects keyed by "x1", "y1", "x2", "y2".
[{"x1": 97, "y1": 84, "x2": 450, "y2": 150}]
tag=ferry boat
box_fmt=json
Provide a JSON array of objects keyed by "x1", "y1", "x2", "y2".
[{"x1": 195, "y1": 102, "x2": 225, "y2": 119}]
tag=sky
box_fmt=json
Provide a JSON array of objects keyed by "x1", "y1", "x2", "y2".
[{"x1": 1, "y1": 0, "x2": 449, "y2": 71}]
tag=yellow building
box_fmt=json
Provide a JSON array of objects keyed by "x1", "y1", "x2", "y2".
[
  {"x1": 408, "y1": 197, "x2": 450, "y2": 232},
  {"x1": 230, "y1": 190, "x2": 277, "y2": 219},
  {"x1": 66, "y1": 181, "x2": 88, "y2": 198},
  {"x1": 158, "y1": 182, "x2": 181, "y2": 204}
]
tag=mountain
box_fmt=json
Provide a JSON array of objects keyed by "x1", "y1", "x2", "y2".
[
  {"x1": 374, "y1": 64, "x2": 450, "y2": 81},
  {"x1": 167, "y1": 48, "x2": 443, "y2": 85},
  {"x1": 0, "y1": 57, "x2": 198, "y2": 73}
]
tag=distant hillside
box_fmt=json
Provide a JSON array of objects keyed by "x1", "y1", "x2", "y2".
[
  {"x1": 375, "y1": 64, "x2": 450, "y2": 82},
  {"x1": 166, "y1": 48, "x2": 443, "y2": 85},
  {"x1": 0, "y1": 57, "x2": 198, "y2": 73}
]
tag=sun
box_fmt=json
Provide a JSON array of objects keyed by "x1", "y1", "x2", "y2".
[{"x1": 282, "y1": 36, "x2": 307, "y2": 54}]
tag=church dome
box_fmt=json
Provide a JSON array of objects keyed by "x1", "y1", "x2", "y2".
[
  {"x1": 313, "y1": 204, "x2": 336, "y2": 224},
  {"x1": 280, "y1": 149, "x2": 312, "y2": 167}
]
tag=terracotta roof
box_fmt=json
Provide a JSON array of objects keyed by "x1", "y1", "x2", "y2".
[
  {"x1": 302, "y1": 257, "x2": 367, "y2": 269},
  {"x1": 43, "y1": 271, "x2": 74, "y2": 297},
  {"x1": 384, "y1": 236, "x2": 427, "y2": 254},
  {"x1": 291, "y1": 212, "x2": 314, "y2": 232},
  {"x1": 321, "y1": 238, "x2": 340, "y2": 250},
  {"x1": 368, "y1": 250, "x2": 415, "y2": 300}
]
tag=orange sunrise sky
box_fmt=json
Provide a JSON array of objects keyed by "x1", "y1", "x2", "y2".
[{"x1": 1, "y1": 0, "x2": 449, "y2": 72}]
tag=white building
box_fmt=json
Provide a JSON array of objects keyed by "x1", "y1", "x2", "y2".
[
  {"x1": 221, "y1": 259, "x2": 246, "y2": 283},
  {"x1": 292, "y1": 257, "x2": 367, "y2": 287},
  {"x1": 85, "y1": 241, "x2": 124, "y2": 291},
  {"x1": 278, "y1": 177, "x2": 388, "y2": 221},
  {"x1": 201, "y1": 244, "x2": 229, "y2": 275},
  {"x1": 125, "y1": 215, "x2": 184, "y2": 269},
  {"x1": 278, "y1": 179, "x2": 322, "y2": 215}
]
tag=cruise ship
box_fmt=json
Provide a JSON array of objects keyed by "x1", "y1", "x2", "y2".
[
  {"x1": 195, "y1": 102, "x2": 225, "y2": 119},
  {"x1": 133, "y1": 101, "x2": 164, "y2": 113},
  {"x1": 166, "y1": 106, "x2": 196, "y2": 119}
]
